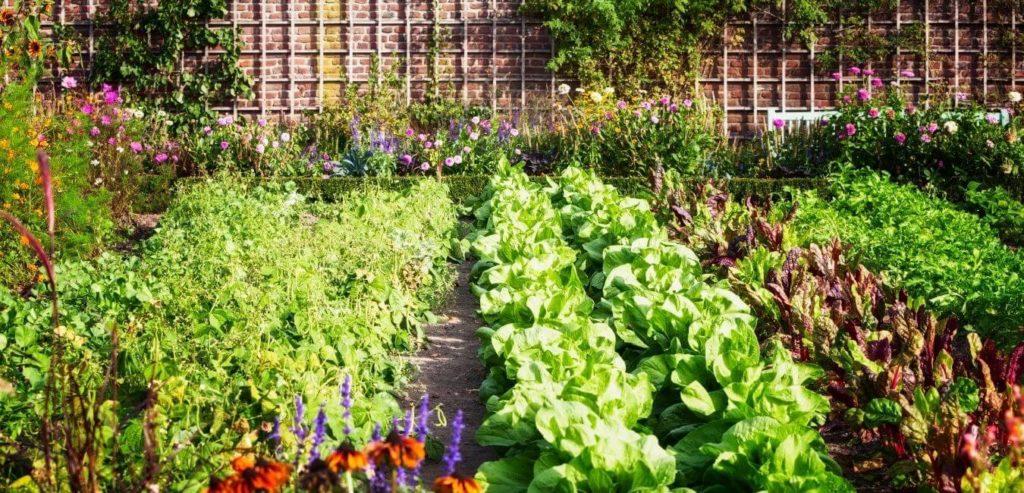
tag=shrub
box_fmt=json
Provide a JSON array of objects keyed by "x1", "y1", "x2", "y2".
[
  {"x1": 964, "y1": 182, "x2": 1024, "y2": 247},
  {"x1": 760, "y1": 70, "x2": 1024, "y2": 196}
]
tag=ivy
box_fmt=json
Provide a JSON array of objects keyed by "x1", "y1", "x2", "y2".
[
  {"x1": 91, "y1": 0, "x2": 253, "y2": 126},
  {"x1": 523, "y1": 0, "x2": 920, "y2": 92}
]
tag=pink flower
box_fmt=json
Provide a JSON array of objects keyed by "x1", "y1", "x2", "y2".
[
  {"x1": 220, "y1": 141, "x2": 229, "y2": 150},
  {"x1": 400, "y1": 154, "x2": 414, "y2": 165},
  {"x1": 469, "y1": 132, "x2": 479, "y2": 141},
  {"x1": 155, "y1": 153, "x2": 169, "y2": 163},
  {"x1": 900, "y1": 69, "x2": 915, "y2": 78},
  {"x1": 61, "y1": 76, "x2": 77, "y2": 89},
  {"x1": 420, "y1": 162, "x2": 430, "y2": 171},
  {"x1": 856, "y1": 88, "x2": 871, "y2": 101},
  {"x1": 920, "y1": 133, "x2": 932, "y2": 143},
  {"x1": 844, "y1": 123, "x2": 857, "y2": 136},
  {"x1": 103, "y1": 87, "x2": 120, "y2": 104},
  {"x1": 258, "y1": 118, "x2": 268, "y2": 127},
  {"x1": 651, "y1": 115, "x2": 660, "y2": 124},
  {"x1": 659, "y1": 96, "x2": 670, "y2": 106},
  {"x1": 894, "y1": 132, "x2": 907, "y2": 145},
  {"x1": 203, "y1": 126, "x2": 213, "y2": 135},
  {"x1": 669, "y1": 103, "x2": 678, "y2": 113},
  {"x1": 987, "y1": 114, "x2": 1000, "y2": 124},
  {"x1": 772, "y1": 118, "x2": 785, "y2": 129},
  {"x1": 641, "y1": 101, "x2": 652, "y2": 110},
  {"x1": 406, "y1": 128, "x2": 415, "y2": 137},
  {"x1": 870, "y1": 78, "x2": 883, "y2": 88},
  {"x1": 616, "y1": 100, "x2": 628, "y2": 110},
  {"x1": 863, "y1": 69, "x2": 875, "y2": 76},
  {"x1": 424, "y1": 141, "x2": 433, "y2": 149},
  {"x1": 89, "y1": 127, "x2": 100, "y2": 137},
  {"x1": 444, "y1": 157, "x2": 455, "y2": 167},
  {"x1": 927, "y1": 122, "x2": 939, "y2": 133},
  {"x1": 849, "y1": 67, "x2": 862, "y2": 75},
  {"x1": 462, "y1": 146, "x2": 471, "y2": 154},
  {"x1": 956, "y1": 92, "x2": 968, "y2": 101},
  {"x1": 129, "y1": 141, "x2": 143, "y2": 153},
  {"x1": 107, "y1": 137, "x2": 116, "y2": 146},
  {"x1": 683, "y1": 98, "x2": 693, "y2": 108},
  {"x1": 454, "y1": 155, "x2": 463, "y2": 164},
  {"x1": 217, "y1": 116, "x2": 234, "y2": 126},
  {"x1": 868, "y1": 108, "x2": 880, "y2": 118},
  {"x1": 831, "y1": 72, "x2": 842, "y2": 81},
  {"x1": 81, "y1": 103, "x2": 94, "y2": 115}
]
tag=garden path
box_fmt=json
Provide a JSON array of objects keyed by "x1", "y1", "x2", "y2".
[{"x1": 403, "y1": 260, "x2": 497, "y2": 478}]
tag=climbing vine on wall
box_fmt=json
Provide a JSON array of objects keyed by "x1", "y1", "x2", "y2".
[
  {"x1": 91, "y1": 0, "x2": 253, "y2": 125},
  {"x1": 522, "y1": 0, "x2": 923, "y2": 92}
]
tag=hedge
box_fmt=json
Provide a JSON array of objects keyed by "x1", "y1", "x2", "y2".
[{"x1": 139, "y1": 175, "x2": 829, "y2": 212}]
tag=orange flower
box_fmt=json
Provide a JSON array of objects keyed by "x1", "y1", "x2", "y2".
[
  {"x1": 325, "y1": 443, "x2": 368, "y2": 473},
  {"x1": 433, "y1": 474, "x2": 482, "y2": 493},
  {"x1": 206, "y1": 456, "x2": 292, "y2": 493},
  {"x1": 27, "y1": 40, "x2": 42, "y2": 58},
  {"x1": 365, "y1": 431, "x2": 425, "y2": 469},
  {"x1": 0, "y1": 9, "x2": 14, "y2": 27}
]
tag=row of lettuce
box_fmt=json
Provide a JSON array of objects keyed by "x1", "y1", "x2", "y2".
[
  {"x1": 0, "y1": 179, "x2": 456, "y2": 489},
  {"x1": 654, "y1": 165, "x2": 1024, "y2": 490},
  {"x1": 466, "y1": 161, "x2": 851, "y2": 490}
]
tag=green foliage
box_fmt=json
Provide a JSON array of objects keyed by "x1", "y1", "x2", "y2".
[
  {"x1": 91, "y1": 0, "x2": 254, "y2": 125},
  {"x1": 788, "y1": 168, "x2": 1024, "y2": 345},
  {"x1": 470, "y1": 162, "x2": 850, "y2": 491},
  {"x1": 0, "y1": 81, "x2": 113, "y2": 288},
  {"x1": 0, "y1": 178, "x2": 456, "y2": 487},
  {"x1": 964, "y1": 182, "x2": 1024, "y2": 247}
]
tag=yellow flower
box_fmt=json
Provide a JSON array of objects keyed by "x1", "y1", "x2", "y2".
[{"x1": 589, "y1": 91, "x2": 604, "y2": 104}]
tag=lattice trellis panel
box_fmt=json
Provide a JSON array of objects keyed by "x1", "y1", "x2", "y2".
[{"x1": 31, "y1": 0, "x2": 1024, "y2": 134}]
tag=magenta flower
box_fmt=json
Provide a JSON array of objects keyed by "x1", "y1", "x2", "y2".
[
  {"x1": 870, "y1": 78, "x2": 883, "y2": 88},
  {"x1": 669, "y1": 103, "x2": 678, "y2": 113},
  {"x1": 868, "y1": 108, "x2": 880, "y2": 118},
  {"x1": 220, "y1": 141, "x2": 229, "y2": 150},
  {"x1": 420, "y1": 162, "x2": 430, "y2": 171},
  {"x1": 956, "y1": 92, "x2": 968, "y2": 101},
  {"x1": 849, "y1": 67, "x2": 862, "y2": 75},
  {"x1": 683, "y1": 98, "x2": 693, "y2": 108},
  {"x1": 81, "y1": 103, "x2": 94, "y2": 115},
  {"x1": 444, "y1": 157, "x2": 455, "y2": 167},
  {"x1": 61, "y1": 76, "x2": 77, "y2": 89},
  {"x1": 900, "y1": 69, "x2": 915, "y2": 78},
  {"x1": 100, "y1": 115, "x2": 112, "y2": 126},
  {"x1": 89, "y1": 127, "x2": 100, "y2": 137},
  {"x1": 921, "y1": 133, "x2": 932, "y2": 143},
  {"x1": 107, "y1": 137, "x2": 116, "y2": 146},
  {"x1": 863, "y1": 69, "x2": 875, "y2": 76},
  {"x1": 831, "y1": 72, "x2": 842, "y2": 81},
  {"x1": 659, "y1": 96, "x2": 670, "y2": 106},
  {"x1": 400, "y1": 154, "x2": 414, "y2": 165},
  {"x1": 258, "y1": 118, "x2": 267, "y2": 127},
  {"x1": 155, "y1": 153, "x2": 169, "y2": 163},
  {"x1": 894, "y1": 132, "x2": 907, "y2": 145},
  {"x1": 927, "y1": 122, "x2": 939, "y2": 133},
  {"x1": 856, "y1": 88, "x2": 871, "y2": 101},
  {"x1": 129, "y1": 141, "x2": 143, "y2": 153},
  {"x1": 772, "y1": 118, "x2": 785, "y2": 129},
  {"x1": 103, "y1": 88, "x2": 120, "y2": 104},
  {"x1": 844, "y1": 123, "x2": 857, "y2": 136}
]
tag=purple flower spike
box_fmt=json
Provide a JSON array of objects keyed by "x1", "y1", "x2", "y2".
[
  {"x1": 403, "y1": 410, "x2": 414, "y2": 437},
  {"x1": 416, "y1": 394, "x2": 430, "y2": 441},
  {"x1": 308, "y1": 405, "x2": 328, "y2": 463},
  {"x1": 268, "y1": 416, "x2": 281, "y2": 445},
  {"x1": 442, "y1": 410, "x2": 465, "y2": 476},
  {"x1": 340, "y1": 375, "x2": 353, "y2": 436},
  {"x1": 372, "y1": 422, "x2": 383, "y2": 441},
  {"x1": 292, "y1": 395, "x2": 307, "y2": 441}
]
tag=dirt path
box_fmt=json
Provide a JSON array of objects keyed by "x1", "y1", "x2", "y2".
[{"x1": 403, "y1": 260, "x2": 498, "y2": 478}]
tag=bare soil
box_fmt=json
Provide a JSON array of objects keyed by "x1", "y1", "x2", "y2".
[{"x1": 403, "y1": 260, "x2": 498, "y2": 478}]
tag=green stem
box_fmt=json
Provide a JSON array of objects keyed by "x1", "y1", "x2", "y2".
[{"x1": 345, "y1": 471, "x2": 354, "y2": 493}]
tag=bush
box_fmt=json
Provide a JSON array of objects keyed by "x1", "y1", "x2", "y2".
[
  {"x1": 787, "y1": 168, "x2": 1024, "y2": 345},
  {"x1": 964, "y1": 182, "x2": 1024, "y2": 247},
  {"x1": 0, "y1": 178, "x2": 457, "y2": 488},
  {"x1": 760, "y1": 71, "x2": 1024, "y2": 196}
]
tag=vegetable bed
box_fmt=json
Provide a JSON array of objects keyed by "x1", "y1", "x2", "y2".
[{"x1": 0, "y1": 179, "x2": 456, "y2": 488}]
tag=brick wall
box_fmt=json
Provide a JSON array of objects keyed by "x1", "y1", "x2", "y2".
[{"x1": 46, "y1": 0, "x2": 1024, "y2": 134}]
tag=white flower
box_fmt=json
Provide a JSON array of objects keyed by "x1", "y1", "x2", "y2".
[
  {"x1": 116, "y1": 147, "x2": 124, "y2": 153},
  {"x1": 280, "y1": 132, "x2": 291, "y2": 143},
  {"x1": 165, "y1": 120, "x2": 173, "y2": 126},
  {"x1": 91, "y1": 159, "x2": 99, "y2": 166},
  {"x1": 272, "y1": 140, "x2": 280, "y2": 148},
  {"x1": 94, "y1": 177, "x2": 103, "y2": 185},
  {"x1": 557, "y1": 83, "x2": 571, "y2": 95},
  {"x1": 603, "y1": 86, "x2": 614, "y2": 95},
  {"x1": 256, "y1": 144, "x2": 266, "y2": 154},
  {"x1": 1010, "y1": 91, "x2": 1023, "y2": 103},
  {"x1": 943, "y1": 121, "x2": 959, "y2": 134},
  {"x1": 575, "y1": 87, "x2": 584, "y2": 93},
  {"x1": 589, "y1": 91, "x2": 604, "y2": 104}
]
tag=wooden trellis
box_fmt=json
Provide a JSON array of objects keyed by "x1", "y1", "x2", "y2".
[{"x1": 29, "y1": 1, "x2": 1024, "y2": 133}]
